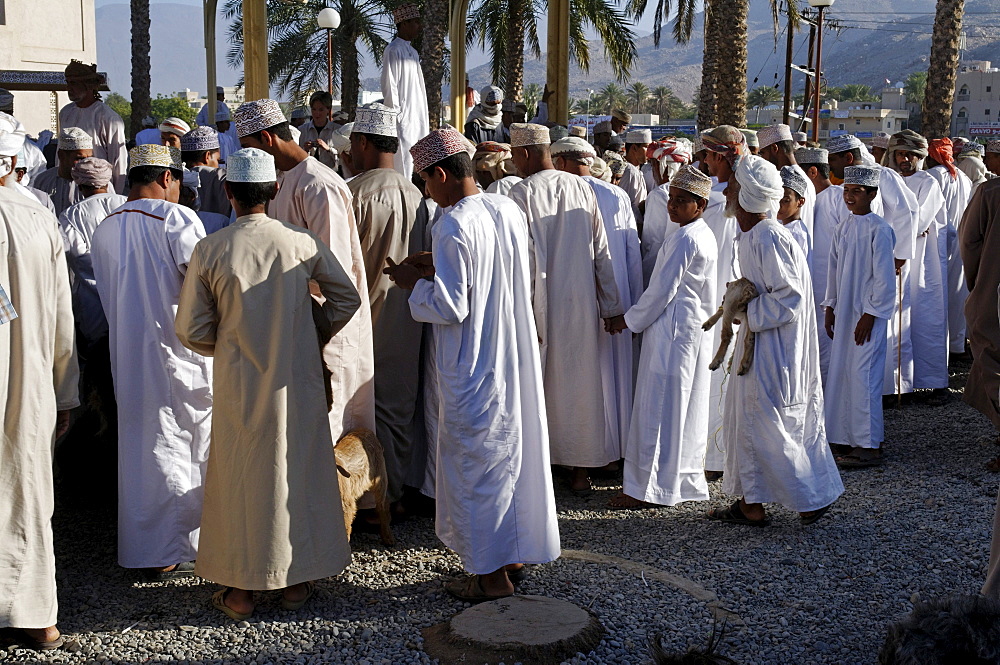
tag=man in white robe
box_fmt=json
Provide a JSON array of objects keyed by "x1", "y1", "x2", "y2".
[
  {"x1": 708, "y1": 155, "x2": 843, "y2": 526},
  {"x1": 380, "y1": 4, "x2": 429, "y2": 178},
  {"x1": 639, "y1": 139, "x2": 692, "y2": 285},
  {"x1": 91, "y1": 145, "x2": 212, "y2": 577},
  {"x1": 60, "y1": 60, "x2": 127, "y2": 192},
  {"x1": 176, "y1": 148, "x2": 359, "y2": 619},
  {"x1": 235, "y1": 99, "x2": 376, "y2": 441},
  {"x1": 387, "y1": 128, "x2": 559, "y2": 601},
  {"x1": 925, "y1": 138, "x2": 973, "y2": 355},
  {"x1": 507, "y1": 123, "x2": 624, "y2": 493},
  {"x1": 552, "y1": 136, "x2": 643, "y2": 466},
  {"x1": 31, "y1": 127, "x2": 91, "y2": 216},
  {"x1": 0, "y1": 123, "x2": 78, "y2": 650},
  {"x1": 620, "y1": 129, "x2": 650, "y2": 220},
  {"x1": 195, "y1": 87, "x2": 230, "y2": 128},
  {"x1": 758, "y1": 124, "x2": 817, "y2": 244}
]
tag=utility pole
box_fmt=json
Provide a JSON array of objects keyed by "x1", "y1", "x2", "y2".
[{"x1": 782, "y1": 8, "x2": 794, "y2": 125}]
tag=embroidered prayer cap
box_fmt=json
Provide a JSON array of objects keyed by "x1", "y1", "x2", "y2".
[
  {"x1": 0, "y1": 89, "x2": 12, "y2": 113},
  {"x1": 792, "y1": 131, "x2": 808, "y2": 144},
  {"x1": 740, "y1": 129, "x2": 759, "y2": 148},
  {"x1": 353, "y1": 102, "x2": 398, "y2": 137},
  {"x1": 607, "y1": 135, "x2": 625, "y2": 152},
  {"x1": 757, "y1": 124, "x2": 793, "y2": 149},
  {"x1": 227, "y1": 148, "x2": 277, "y2": 183},
  {"x1": 158, "y1": 117, "x2": 191, "y2": 137},
  {"x1": 960, "y1": 141, "x2": 985, "y2": 157},
  {"x1": 0, "y1": 113, "x2": 27, "y2": 157},
  {"x1": 692, "y1": 135, "x2": 705, "y2": 154},
  {"x1": 734, "y1": 154, "x2": 783, "y2": 214},
  {"x1": 780, "y1": 165, "x2": 809, "y2": 198},
  {"x1": 129, "y1": 144, "x2": 182, "y2": 171},
  {"x1": 71, "y1": 157, "x2": 113, "y2": 187},
  {"x1": 670, "y1": 164, "x2": 713, "y2": 200},
  {"x1": 329, "y1": 123, "x2": 354, "y2": 152},
  {"x1": 509, "y1": 122, "x2": 550, "y2": 147},
  {"x1": 593, "y1": 120, "x2": 613, "y2": 134},
  {"x1": 64, "y1": 59, "x2": 102, "y2": 86},
  {"x1": 216, "y1": 86, "x2": 225, "y2": 95},
  {"x1": 551, "y1": 136, "x2": 597, "y2": 159},
  {"x1": 611, "y1": 109, "x2": 632, "y2": 124},
  {"x1": 411, "y1": 127, "x2": 476, "y2": 173},
  {"x1": 234, "y1": 99, "x2": 287, "y2": 138},
  {"x1": 987, "y1": 140, "x2": 1000, "y2": 154},
  {"x1": 290, "y1": 107, "x2": 309, "y2": 120},
  {"x1": 603, "y1": 150, "x2": 627, "y2": 176},
  {"x1": 844, "y1": 165, "x2": 881, "y2": 188},
  {"x1": 795, "y1": 147, "x2": 828, "y2": 165},
  {"x1": 826, "y1": 134, "x2": 864, "y2": 154},
  {"x1": 141, "y1": 115, "x2": 156, "y2": 128},
  {"x1": 215, "y1": 109, "x2": 232, "y2": 122},
  {"x1": 887, "y1": 129, "x2": 928, "y2": 157},
  {"x1": 626, "y1": 129, "x2": 652, "y2": 144},
  {"x1": 181, "y1": 126, "x2": 220, "y2": 152},
  {"x1": 569, "y1": 125, "x2": 587, "y2": 138},
  {"x1": 872, "y1": 131, "x2": 892, "y2": 149},
  {"x1": 392, "y1": 3, "x2": 421, "y2": 23},
  {"x1": 58, "y1": 126, "x2": 93, "y2": 151},
  {"x1": 549, "y1": 125, "x2": 569, "y2": 142},
  {"x1": 481, "y1": 85, "x2": 504, "y2": 107}
]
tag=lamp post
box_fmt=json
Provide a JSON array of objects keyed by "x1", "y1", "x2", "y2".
[
  {"x1": 586, "y1": 89, "x2": 594, "y2": 139},
  {"x1": 317, "y1": 8, "x2": 341, "y2": 97},
  {"x1": 808, "y1": 0, "x2": 834, "y2": 143}
]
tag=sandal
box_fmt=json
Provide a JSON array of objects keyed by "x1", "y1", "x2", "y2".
[
  {"x1": 444, "y1": 575, "x2": 513, "y2": 603},
  {"x1": 212, "y1": 588, "x2": 254, "y2": 621},
  {"x1": 800, "y1": 503, "x2": 833, "y2": 526},
  {"x1": 0, "y1": 628, "x2": 65, "y2": 651},
  {"x1": 707, "y1": 500, "x2": 771, "y2": 527},
  {"x1": 506, "y1": 566, "x2": 527, "y2": 585},
  {"x1": 280, "y1": 581, "x2": 315, "y2": 611}
]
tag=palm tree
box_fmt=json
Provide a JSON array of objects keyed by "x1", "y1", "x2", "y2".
[
  {"x1": 904, "y1": 71, "x2": 928, "y2": 106},
  {"x1": 922, "y1": 0, "x2": 964, "y2": 138},
  {"x1": 837, "y1": 84, "x2": 878, "y2": 103},
  {"x1": 523, "y1": 82, "x2": 543, "y2": 118},
  {"x1": 592, "y1": 82, "x2": 629, "y2": 114},
  {"x1": 466, "y1": 0, "x2": 637, "y2": 101},
  {"x1": 650, "y1": 85, "x2": 675, "y2": 118},
  {"x1": 130, "y1": 0, "x2": 151, "y2": 141},
  {"x1": 223, "y1": 0, "x2": 393, "y2": 118},
  {"x1": 713, "y1": 0, "x2": 748, "y2": 126},
  {"x1": 747, "y1": 85, "x2": 782, "y2": 123},
  {"x1": 696, "y1": 0, "x2": 718, "y2": 129},
  {"x1": 628, "y1": 81, "x2": 650, "y2": 114},
  {"x1": 420, "y1": 0, "x2": 449, "y2": 128}
]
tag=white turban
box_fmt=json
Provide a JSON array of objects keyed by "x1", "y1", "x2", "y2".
[
  {"x1": 0, "y1": 112, "x2": 27, "y2": 158},
  {"x1": 735, "y1": 155, "x2": 783, "y2": 214}
]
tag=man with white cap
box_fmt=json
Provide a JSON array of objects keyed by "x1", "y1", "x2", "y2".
[
  {"x1": 91, "y1": 144, "x2": 212, "y2": 580},
  {"x1": 381, "y1": 3, "x2": 429, "y2": 177},
  {"x1": 823, "y1": 164, "x2": 896, "y2": 469},
  {"x1": 31, "y1": 127, "x2": 92, "y2": 215},
  {"x1": 792, "y1": 131, "x2": 808, "y2": 147},
  {"x1": 181, "y1": 126, "x2": 231, "y2": 217},
  {"x1": 983, "y1": 140, "x2": 1000, "y2": 177},
  {"x1": 60, "y1": 60, "x2": 128, "y2": 192},
  {"x1": 506, "y1": 123, "x2": 624, "y2": 494},
  {"x1": 235, "y1": 99, "x2": 376, "y2": 446},
  {"x1": 135, "y1": 116, "x2": 160, "y2": 146},
  {"x1": 741, "y1": 129, "x2": 760, "y2": 156},
  {"x1": 347, "y1": 102, "x2": 425, "y2": 509},
  {"x1": 708, "y1": 154, "x2": 843, "y2": 526},
  {"x1": 0, "y1": 113, "x2": 78, "y2": 652},
  {"x1": 384, "y1": 127, "x2": 559, "y2": 601},
  {"x1": 621, "y1": 128, "x2": 651, "y2": 219},
  {"x1": 871, "y1": 131, "x2": 892, "y2": 165},
  {"x1": 289, "y1": 107, "x2": 309, "y2": 128},
  {"x1": 551, "y1": 136, "x2": 642, "y2": 467},
  {"x1": 195, "y1": 86, "x2": 230, "y2": 128},
  {"x1": 158, "y1": 117, "x2": 191, "y2": 150},
  {"x1": 175, "y1": 147, "x2": 360, "y2": 620},
  {"x1": 465, "y1": 85, "x2": 509, "y2": 144},
  {"x1": 606, "y1": 165, "x2": 718, "y2": 509},
  {"x1": 640, "y1": 139, "x2": 693, "y2": 284},
  {"x1": 758, "y1": 123, "x2": 816, "y2": 245}
]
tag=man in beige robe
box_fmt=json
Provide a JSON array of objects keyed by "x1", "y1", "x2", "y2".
[
  {"x1": 176, "y1": 148, "x2": 360, "y2": 619},
  {"x1": 0, "y1": 120, "x2": 79, "y2": 649},
  {"x1": 347, "y1": 103, "x2": 425, "y2": 506},
  {"x1": 234, "y1": 99, "x2": 376, "y2": 442},
  {"x1": 507, "y1": 123, "x2": 624, "y2": 493}
]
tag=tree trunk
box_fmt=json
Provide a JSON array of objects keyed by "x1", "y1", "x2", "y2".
[
  {"x1": 342, "y1": 39, "x2": 360, "y2": 120},
  {"x1": 921, "y1": 0, "x2": 964, "y2": 138},
  {"x1": 129, "y1": 0, "x2": 151, "y2": 141},
  {"x1": 713, "y1": 0, "x2": 748, "y2": 127},
  {"x1": 505, "y1": 0, "x2": 527, "y2": 100},
  {"x1": 420, "y1": 0, "x2": 448, "y2": 128},
  {"x1": 697, "y1": 0, "x2": 719, "y2": 129}
]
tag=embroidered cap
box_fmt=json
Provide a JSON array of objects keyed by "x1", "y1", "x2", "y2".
[
  {"x1": 129, "y1": 144, "x2": 182, "y2": 171},
  {"x1": 985, "y1": 140, "x2": 1000, "y2": 154},
  {"x1": 625, "y1": 129, "x2": 652, "y2": 144},
  {"x1": 826, "y1": 134, "x2": 865, "y2": 154},
  {"x1": 670, "y1": 164, "x2": 713, "y2": 200},
  {"x1": 215, "y1": 109, "x2": 232, "y2": 122},
  {"x1": 410, "y1": 127, "x2": 476, "y2": 173},
  {"x1": 779, "y1": 165, "x2": 809, "y2": 198},
  {"x1": 509, "y1": 122, "x2": 550, "y2": 147},
  {"x1": 593, "y1": 120, "x2": 612, "y2": 134},
  {"x1": 569, "y1": 125, "x2": 587, "y2": 138},
  {"x1": 795, "y1": 147, "x2": 828, "y2": 164},
  {"x1": 872, "y1": 131, "x2": 892, "y2": 149},
  {"x1": 757, "y1": 124, "x2": 793, "y2": 149},
  {"x1": 227, "y1": 147, "x2": 277, "y2": 183},
  {"x1": 740, "y1": 129, "x2": 759, "y2": 148},
  {"x1": 481, "y1": 85, "x2": 504, "y2": 107},
  {"x1": 352, "y1": 102, "x2": 398, "y2": 137},
  {"x1": 792, "y1": 131, "x2": 808, "y2": 144},
  {"x1": 844, "y1": 164, "x2": 881, "y2": 188},
  {"x1": 234, "y1": 99, "x2": 287, "y2": 138},
  {"x1": 393, "y1": 3, "x2": 420, "y2": 23},
  {"x1": 58, "y1": 126, "x2": 93, "y2": 150},
  {"x1": 290, "y1": 107, "x2": 309, "y2": 120},
  {"x1": 180, "y1": 126, "x2": 220, "y2": 152}
]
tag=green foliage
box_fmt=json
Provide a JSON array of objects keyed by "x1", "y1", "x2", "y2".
[
  {"x1": 747, "y1": 85, "x2": 782, "y2": 109},
  {"x1": 523, "y1": 82, "x2": 543, "y2": 118},
  {"x1": 628, "y1": 81, "x2": 650, "y2": 113},
  {"x1": 592, "y1": 82, "x2": 629, "y2": 114},
  {"x1": 828, "y1": 84, "x2": 879, "y2": 103},
  {"x1": 905, "y1": 71, "x2": 928, "y2": 105},
  {"x1": 150, "y1": 95, "x2": 198, "y2": 127},
  {"x1": 106, "y1": 93, "x2": 132, "y2": 136}
]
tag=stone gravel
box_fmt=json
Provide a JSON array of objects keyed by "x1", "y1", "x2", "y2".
[{"x1": 3, "y1": 358, "x2": 996, "y2": 665}]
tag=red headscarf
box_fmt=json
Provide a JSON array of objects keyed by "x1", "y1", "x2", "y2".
[{"x1": 927, "y1": 138, "x2": 958, "y2": 180}]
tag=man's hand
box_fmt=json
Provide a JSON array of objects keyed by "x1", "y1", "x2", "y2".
[
  {"x1": 604, "y1": 315, "x2": 628, "y2": 335},
  {"x1": 383, "y1": 257, "x2": 422, "y2": 289},
  {"x1": 316, "y1": 139, "x2": 331, "y2": 152},
  {"x1": 824, "y1": 307, "x2": 835, "y2": 340},
  {"x1": 894, "y1": 258, "x2": 906, "y2": 274},
  {"x1": 854, "y1": 312, "x2": 875, "y2": 346},
  {"x1": 303, "y1": 140, "x2": 315, "y2": 151},
  {"x1": 56, "y1": 410, "x2": 71, "y2": 439}
]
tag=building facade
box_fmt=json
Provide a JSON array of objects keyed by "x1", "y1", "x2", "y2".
[{"x1": 952, "y1": 60, "x2": 1000, "y2": 139}]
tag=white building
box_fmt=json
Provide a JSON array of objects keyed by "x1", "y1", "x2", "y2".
[
  {"x1": 952, "y1": 60, "x2": 1000, "y2": 139},
  {"x1": 180, "y1": 86, "x2": 246, "y2": 115},
  {"x1": 0, "y1": 0, "x2": 98, "y2": 135}
]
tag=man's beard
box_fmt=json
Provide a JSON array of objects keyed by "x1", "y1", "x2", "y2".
[{"x1": 725, "y1": 198, "x2": 740, "y2": 218}]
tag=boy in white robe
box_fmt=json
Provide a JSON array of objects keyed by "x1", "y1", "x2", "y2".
[
  {"x1": 708, "y1": 155, "x2": 843, "y2": 527},
  {"x1": 640, "y1": 140, "x2": 692, "y2": 286},
  {"x1": 386, "y1": 128, "x2": 560, "y2": 602},
  {"x1": 607, "y1": 166, "x2": 717, "y2": 508},
  {"x1": 823, "y1": 165, "x2": 896, "y2": 469},
  {"x1": 777, "y1": 166, "x2": 812, "y2": 266}
]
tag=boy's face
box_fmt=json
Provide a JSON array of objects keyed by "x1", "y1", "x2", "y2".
[
  {"x1": 667, "y1": 186, "x2": 705, "y2": 226},
  {"x1": 777, "y1": 187, "x2": 804, "y2": 222},
  {"x1": 843, "y1": 184, "x2": 878, "y2": 215}
]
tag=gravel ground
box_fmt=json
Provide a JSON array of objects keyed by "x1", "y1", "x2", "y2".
[{"x1": 3, "y1": 357, "x2": 997, "y2": 665}]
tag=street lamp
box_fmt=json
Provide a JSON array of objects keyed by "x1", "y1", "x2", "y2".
[
  {"x1": 808, "y1": 0, "x2": 834, "y2": 143},
  {"x1": 586, "y1": 89, "x2": 594, "y2": 139},
  {"x1": 317, "y1": 7, "x2": 341, "y2": 96}
]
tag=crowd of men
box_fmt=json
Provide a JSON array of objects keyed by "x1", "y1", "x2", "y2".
[{"x1": 3, "y1": 1, "x2": 1000, "y2": 653}]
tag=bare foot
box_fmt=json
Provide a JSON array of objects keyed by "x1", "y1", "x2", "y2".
[
  {"x1": 23, "y1": 626, "x2": 61, "y2": 644},
  {"x1": 282, "y1": 582, "x2": 311, "y2": 605},
  {"x1": 222, "y1": 588, "x2": 255, "y2": 615},
  {"x1": 478, "y1": 570, "x2": 515, "y2": 597},
  {"x1": 570, "y1": 467, "x2": 591, "y2": 492},
  {"x1": 738, "y1": 499, "x2": 766, "y2": 522}
]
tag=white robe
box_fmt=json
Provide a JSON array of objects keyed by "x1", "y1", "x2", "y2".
[
  {"x1": 618, "y1": 162, "x2": 647, "y2": 220},
  {"x1": 791, "y1": 163, "x2": 817, "y2": 246},
  {"x1": 59, "y1": 100, "x2": 128, "y2": 192},
  {"x1": 20, "y1": 138, "x2": 47, "y2": 184},
  {"x1": 640, "y1": 183, "x2": 676, "y2": 286},
  {"x1": 783, "y1": 218, "x2": 811, "y2": 266},
  {"x1": 380, "y1": 36, "x2": 429, "y2": 178},
  {"x1": 723, "y1": 218, "x2": 844, "y2": 511},
  {"x1": 623, "y1": 219, "x2": 716, "y2": 505},
  {"x1": 926, "y1": 165, "x2": 972, "y2": 353},
  {"x1": 415, "y1": 197, "x2": 443, "y2": 499},
  {"x1": 585, "y1": 175, "x2": 644, "y2": 455},
  {"x1": 408, "y1": 193, "x2": 560, "y2": 574},
  {"x1": 486, "y1": 175, "x2": 521, "y2": 197},
  {"x1": 811, "y1": 185, "x2": 850, "y2": 383},
  {"x1": 91, "y1": 198, "x2": 212, "y2": 568},
  {"x1": 31, "y1": 168, "x2": 82, "y2": 217},
  {"x1": 703, "y1": 179, "x2": 740, "y2": 472},
  {"x1": 823, "y1": 212, "x2": 896, "y2": 449},
  {"x1": 0, "y1": 187, "x2": 79, "y2": 629},
  {"x1": 508, "y1": 170, "x2": 624, "y2": 468}
]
